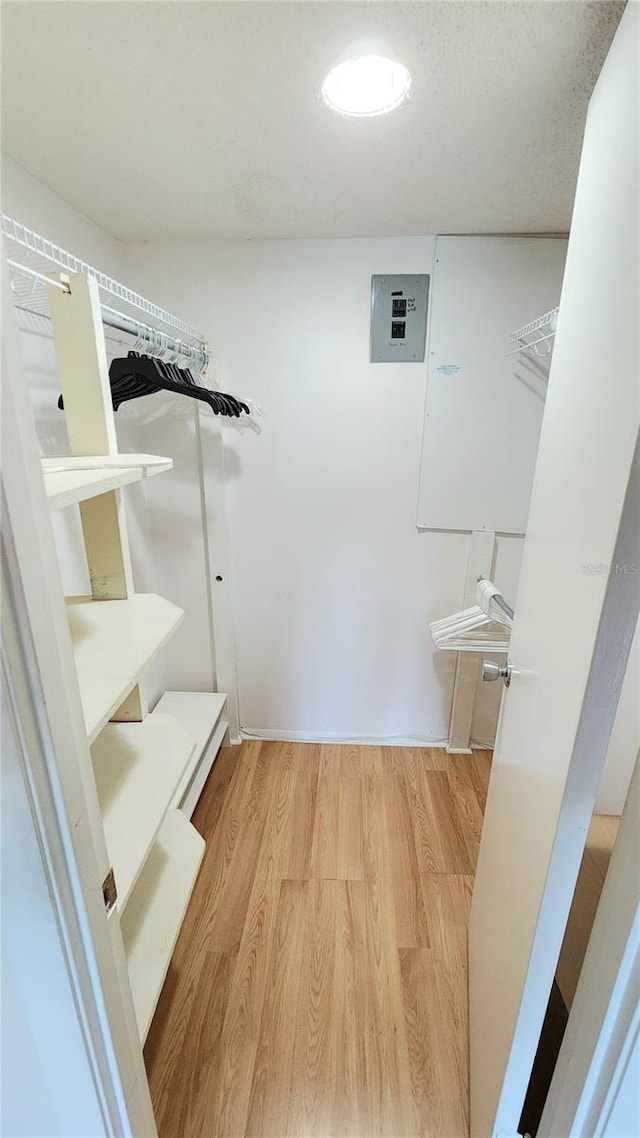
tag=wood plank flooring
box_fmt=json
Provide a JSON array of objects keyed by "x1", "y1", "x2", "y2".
[{"x1": 145, "y1": 742, "x2": 492, "y2": 1138}]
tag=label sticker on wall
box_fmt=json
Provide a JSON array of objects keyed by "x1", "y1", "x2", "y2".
[{"x1": 436, "y1": 363, "x2": 461, "y2": 376}]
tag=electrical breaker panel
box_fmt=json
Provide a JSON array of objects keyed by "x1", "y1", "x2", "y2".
[{"x1": 370, "y1": 274, "x2": 430, "y2": 363}]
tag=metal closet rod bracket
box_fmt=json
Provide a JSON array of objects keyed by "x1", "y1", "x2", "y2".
[{"x1": 477, "y1": 575, "x2": 515, "y2": 621}]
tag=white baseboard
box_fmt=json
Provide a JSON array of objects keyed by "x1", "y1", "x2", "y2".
[
  {"x1": 238, "y1": 727, "x2": 494, "y2": 751},
  {"x1": 239, "y1": 727, "x2": 448, "y2": 748},
  {"x1": 241, "y1": 727, "x2": 450, "y2": 747}
]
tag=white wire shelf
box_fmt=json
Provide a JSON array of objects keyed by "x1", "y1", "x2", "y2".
[
  {"x1": 2, "y1": 214, "x2": 209, "y2": 371},
  {"x1": 507, "y1": 306, "x2": 559, "y2": 359}
]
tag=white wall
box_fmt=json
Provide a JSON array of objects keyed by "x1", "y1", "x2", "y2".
[
  {"x1": 418, "y1": 235, "x2": 567, "y2": 533},
  {"x1": 124, "y1": 237, "x2": 542, "y2": 743},
  {"x1": 123, "y1": 236, "x2": 470, "y2": 740},
  {"x1": 0, "y1": 163, "x2": 544, "y2": 742},
  {"x1": 2, "y1": 155, "x2": 123, "y2": 276},
  {"x1": 3, "y1": 157, "x2": 636, "y2": 775}
]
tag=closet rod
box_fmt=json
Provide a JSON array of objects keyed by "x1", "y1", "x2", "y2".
[
  {"x1": 505, "y1": 330, "x2": 555, "y2": 359},
  {"x1": 477, "y1": 576, "x2": 515, "y2": 621},
  {"x1": 2, "y1": 213, "x2": 209, "y2": 371},
  {"x1": 6, "y1": 258, "x2": 69, "y2": 293},
  {"x1": 100, "y1": 304, "x2": 207, "y2": 368},
  {"x1": 6, "y1": 258, "x2": 208, "y2": 371},
  {"x1": 491, "y1": 593, "x2": 515, "y2": 621}
]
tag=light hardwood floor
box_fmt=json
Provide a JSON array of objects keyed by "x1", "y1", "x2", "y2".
[{"x1": 145, "y1": 741, "x2": 492, "y2": 1138}]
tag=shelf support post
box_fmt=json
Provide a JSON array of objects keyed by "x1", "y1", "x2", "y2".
[
  {"x1": 47, "y1": 272, "x2": 146, "y2": 720},
  {"x1": 48, "y1": 271, "x2": 134, "y2": 599}
]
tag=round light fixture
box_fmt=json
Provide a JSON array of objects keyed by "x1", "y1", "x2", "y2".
[{"x1": 321, "y1": 54, "x2": 411, "y2": 118}]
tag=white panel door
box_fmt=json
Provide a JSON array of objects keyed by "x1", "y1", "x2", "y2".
[{"x1": 469, "y1": 8, "x2": 640, "y2": 1137}]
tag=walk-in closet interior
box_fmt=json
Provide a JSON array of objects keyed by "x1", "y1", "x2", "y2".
[{"x1": 2, "y1": 3, "x2": 638, "y2": 1137}]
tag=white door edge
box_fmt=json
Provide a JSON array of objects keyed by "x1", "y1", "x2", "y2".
[{"x1": 492, "y1": 436, "x2": 640, "y2": 1135}]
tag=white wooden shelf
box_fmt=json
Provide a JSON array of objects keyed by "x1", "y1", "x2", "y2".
[
  {"x1": 91, "y1": 715, "x2": 196, "y2": 912},
  {"x1": 121, "y1": 810, "x2": 205, "y2": 1043},
  {"x1": 180, "y1": 718, "x2": 229, "y2": 818},
  {"x1": 154, "y1": 690, "x2": 228, "y2": 815},
  {"x1": 67, "y1": 594, "x2": 184, "y2": 743},
  {"x1": 42, "y1": 454, "x2": 172, "y2": 510}
]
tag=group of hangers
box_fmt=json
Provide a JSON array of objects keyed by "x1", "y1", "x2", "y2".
[{"x1": 58, "y1": 351, "x2": 251, "y2": 418}]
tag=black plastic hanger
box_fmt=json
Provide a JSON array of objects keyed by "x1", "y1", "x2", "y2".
[
  {"x1": 110, "y1": 354, "x2": 249, "y2": 417},
  {"x1": 58, "y1": 352, "x2": 250, "y2": 418}
]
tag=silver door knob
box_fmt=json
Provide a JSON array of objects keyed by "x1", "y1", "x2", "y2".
[{"x1": 481, "y1": 660, "x2": 512, "y2": 687}]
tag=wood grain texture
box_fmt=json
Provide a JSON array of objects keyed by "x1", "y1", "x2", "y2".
[
  {"x1": 245, "y1": 880, "x2": 308, "y2": 1137},
  {"x1": 556, "y1": 813, "x2": 620, "y2": 1008},
  {"x1": 285, "y1": 744, "x2": 321, "y2": 880},
  {"x1": 207, "y1": 761, "x2": 298, "y2": 1137},
  {"x1": 382, "y1": 747, "x2": 430, "y2": 948},
  {"x1": 145, "y1": 742, "x2": 492, "y2": 1138}
]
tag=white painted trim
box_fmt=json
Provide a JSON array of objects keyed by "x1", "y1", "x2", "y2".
[
  {"x1": 196, "y1": 408, "x2": 240, "y2": 739},
  {"x1": 471, "y1": 737, "x2": 496, "y2": 750},
  {"x1": 240, "y1": 727, "x2": 458, "y2": 748}
]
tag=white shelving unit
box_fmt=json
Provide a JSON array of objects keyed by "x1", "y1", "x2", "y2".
[
  {"x1": 91, "y1": 715, "x2": 195, "y2": 911},
  {"x1": 32, "y1": 268, "x2": 227, "y2": 1052},
  {"x1": 121, "y1": 810, "x2": 205, "y2": 1042},
  {"x1": 3, "y1": 243, "x2": 234, "y2": 1135},
  {"x1": 43, "y1": 453, "x2": 172, "y2": 510},
  {"x1": 68, "y1": 594, "x2": 184, "y2": 743}
]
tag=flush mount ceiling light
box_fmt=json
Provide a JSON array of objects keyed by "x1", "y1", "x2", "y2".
[{"x1": 321, "y1": 54, "x2": 411, "y2": 117}]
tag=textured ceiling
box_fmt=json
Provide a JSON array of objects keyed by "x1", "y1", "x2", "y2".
[{"x1": 1, "y1": 1, "x2": 625, "y2": 241}]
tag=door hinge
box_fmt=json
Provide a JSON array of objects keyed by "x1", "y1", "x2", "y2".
[{"x1": 102, "y1": 868, "x2": 117, "y2": 916}]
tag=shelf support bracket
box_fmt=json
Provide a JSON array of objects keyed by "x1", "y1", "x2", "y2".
[{"x1": 47, "y1": 272, "x2": 146, "y2": 720}]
